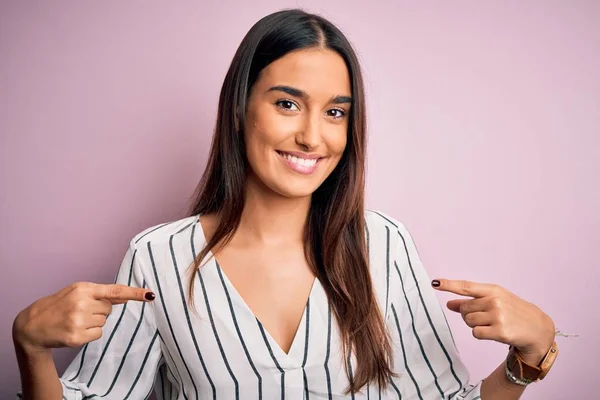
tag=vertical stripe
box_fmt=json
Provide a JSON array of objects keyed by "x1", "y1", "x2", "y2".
[
  {"x1": 143, "y1": 385, "x2": 154, "y2": 400},
  {"x1": 397, "y1": 231, "x2": 464, "y2": 394},
  {"x1": 86, "y1": 249, "x2": 138, "y2": 386},
  {"x1": 389, "y1": 375, "x2": 402, "y2": 399},
  {"x1": 365, "y1": 219, "x2": 371, "y2": 256},
  {"x1": 63, "y1": 383, "x2": 81, "y2": 393},
  {"x1": 134, "y1": 221, "x2": 175, "y2": 244},
  {"x1": 67, "y1": 343, "x2": 89, "y2": 382},
  {"x1": 81, "y1": 281, "x2": 150, "y2": 399},
  {"x1": 372, "y1": 210, "x2": 404, "y2": 400},
  {"x1": 159, "y1": 365, "x2": 166, "y2": 400},
  {"x1": 124, "y1": 331, "x2": 160, "y2": 399},
  {"x1": 371, "y1": 211, "x2": 397, "y2": 230},
  {"x1": 148, "y1": 242, "x2": 192, "y2": 400},
  {"x1": 391, "y1": 304, "x2": 424, "y2": 400},
  {"x1": 69, "y1": 219, "x2": 174, "y2": 385},
  {"x1": 324, "y1": 306, "x2": 333, "y2": 400},
  {"x1": 257, "y1": 320, "x2": 286, "y2": 400},
  {"x1": 166, "y1": 366, "x2": 177, "y2": 400},
  {"x1": 69, "y1": 248, "x2": 139, "y2": 383},
  {"x1": 168, "y1": 224, "x2": 216, "y2": 399},
  {"x1": 376, "y1": 212, "x2": 465, "y2": 396},
  {"x1": 301, "y1": 299, "x2": 311, "y2": 400},
  {"x1": 55, "y1": 213, "x2": 484, "y2": 399},
  {"x1": 385, "y1": 226, "x2": 391, "y2": 319},
  {"x1": 347, "y1": 351, "x2": 355, "y2": 400},
  {"x1": 441, "y1": 309, "x2": 458, "y2": 349},
  {"x1": 215, "y1": 261, "x2": 263, "y2": 399},
  {"x1": 158, "y1": 332, "x2": 185, "y2": 400},
  {"x1": 394, "y1": 260, "x2": 444, "y2": 397},
  {"x1": 196, "y1": 261, "x2": 240, "y2": 399}
]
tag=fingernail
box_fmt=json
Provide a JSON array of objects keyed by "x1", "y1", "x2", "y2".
[
  {"x1": 145, "y1": 292, "x2": 156, "y2": 301},
  {"x1": 431, "y1": 280, "x2": 441, "y2": 287}
]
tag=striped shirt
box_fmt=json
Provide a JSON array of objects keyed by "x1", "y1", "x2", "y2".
[{"x1": 51, "y1": 210, "x2": 483, "y2": 399}]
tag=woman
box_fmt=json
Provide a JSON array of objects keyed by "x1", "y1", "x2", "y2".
[{"x1": 13, "y1": 9, "x2": 557, "y2": 400}]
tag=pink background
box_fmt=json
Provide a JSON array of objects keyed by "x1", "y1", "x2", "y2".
[{"x1": 1, "y1": 1, "x2": 598, "y2": 398}]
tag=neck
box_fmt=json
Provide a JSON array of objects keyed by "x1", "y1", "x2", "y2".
[{"x1": 236, "y1": 175, "x2": 310, "y2": 246}]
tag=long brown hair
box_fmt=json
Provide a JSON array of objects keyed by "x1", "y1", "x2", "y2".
[{"x1": 187, "y1": 9, "x2": 394, "y2": 393}]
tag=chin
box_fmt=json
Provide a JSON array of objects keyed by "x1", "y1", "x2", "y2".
[{"x1": 270, "y1": 181, "x2": 319, "y2": 199}]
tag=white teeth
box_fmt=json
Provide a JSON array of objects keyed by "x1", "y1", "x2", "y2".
[{"x1": 281, "y1": 152, "x2": 318, "y2": 167}]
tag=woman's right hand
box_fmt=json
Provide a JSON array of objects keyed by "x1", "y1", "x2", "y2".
[{"x1": 12, "y1": 282, "x2": 155, "y2": 355}]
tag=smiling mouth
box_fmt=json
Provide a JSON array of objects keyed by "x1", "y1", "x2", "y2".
[{"x1": 276, "y1": 150, "x2": 324, "y2": 174}]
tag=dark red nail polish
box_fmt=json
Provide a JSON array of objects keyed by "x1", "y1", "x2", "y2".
[
  {"x1": 145, "y1": 292, "x2": 155, "y2": 301},
  {"x1": 431, "y1": 280, "x2": 441, "y2": 287}
]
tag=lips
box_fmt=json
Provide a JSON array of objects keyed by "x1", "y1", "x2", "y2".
[{"x1": 276, "y1": 150, "x2": 324, "y2": 175}]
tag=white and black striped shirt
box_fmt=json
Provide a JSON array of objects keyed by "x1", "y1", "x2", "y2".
[{"x1": 52, "y1": 210, "x2": 483, "y2": 399}]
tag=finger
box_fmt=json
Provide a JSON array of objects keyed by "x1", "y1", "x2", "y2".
[
  {"x1": 90, "y1": 299, "x2": 113, "y2": 316},
  {"x1": 446, "y1": 299, "x2": 468, "y2": 313},
  {"x1": 93, "y1": 284, "x2": 155, "y2": 304},
  {"x1": 85, "y1": 314, "x2": 108, "y2": 328},
  {"x1": 447, "y1": 297, "x2": 490, "y2": 316},
  {"x1": 432, "y1": 279, "x2": 498, "y2": 298},
  {"x1": 472, "y1": 325, "x2": 497, "y2": 341},
  {"x1": 81, "y1": 327, "x2": 103, "y2": 344},
  {"x1": 462, "y1": 311, "x2": 493, "y2": 328},
  {"x1": 110, "y1": 298, "x2": 132, "y2": 305},
  {"x1": 57, "y1": 282, "x2": 92, "y2": 301}
]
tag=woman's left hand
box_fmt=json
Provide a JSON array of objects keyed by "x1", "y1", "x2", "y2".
[{"x1": 432, "y1": 279, "x2": 556, "y2": 366}]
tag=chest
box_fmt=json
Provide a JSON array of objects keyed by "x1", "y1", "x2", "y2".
[{"x1": 213, "y1": 244, "x2": 316, "y2": 354}]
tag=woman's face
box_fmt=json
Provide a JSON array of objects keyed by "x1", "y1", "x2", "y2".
[{"x1": 244, "y1": 48, "x2": 351, "y2": 199}]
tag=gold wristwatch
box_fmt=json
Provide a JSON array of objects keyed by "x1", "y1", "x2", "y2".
[{"x1": 505, "y1": 341, "x2": 559, "y2": 386}]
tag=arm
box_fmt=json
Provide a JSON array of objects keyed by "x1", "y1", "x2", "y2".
[
  {"x1": 12, "y1": 341, "x2": 62, "y2": 400},
  {"x1": 389, "y1": 219, "x2": 556, "y2": 399},
  {"x1": 386, "y1": 220, "x2": 482, "y2": 399},
  {"x1": 481, "y1": 362, "x2": 527, "y2": 399},
  {"x1": 13, "y1": 242, "x2": 163, "y2": 399}
]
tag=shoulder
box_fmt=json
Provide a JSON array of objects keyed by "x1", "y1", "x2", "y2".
[
  {"x1": 129, "y1": 215, "x2": 200, "y2": 249},
  {"x1": 365, "y1": 209, "x2": 411, "y2": 238},
  {"x1": 364, "y1": 209, "x2": 420, "y2": 262}
]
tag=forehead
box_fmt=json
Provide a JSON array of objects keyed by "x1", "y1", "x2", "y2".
[{"x1": 258, "y1": 48, "x2": 351, "y2": 97}]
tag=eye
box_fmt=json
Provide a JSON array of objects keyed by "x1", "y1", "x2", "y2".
[
  {"x1": 275, "y1": 99, "x2": 299, "y2": 112},
  {"x1": 326, "y1": 108, "x2": 346, "y2": 119}
]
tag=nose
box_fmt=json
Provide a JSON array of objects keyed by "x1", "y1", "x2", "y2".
[{"x1": 295, "y1": 113, "x2": 321, "y2": 151}]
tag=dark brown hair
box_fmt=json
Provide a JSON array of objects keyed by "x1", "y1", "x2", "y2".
[{"x1": 187, "y1": 9, "x2": 393, "y2": 393}]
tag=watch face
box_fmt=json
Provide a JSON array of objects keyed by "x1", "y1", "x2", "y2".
[{"x1": 539, "y1": 344, "x2": 559, "y2": 379}]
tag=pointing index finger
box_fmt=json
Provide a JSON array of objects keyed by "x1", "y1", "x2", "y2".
[
  {"x1": 432, "y1": 279, "x2": 496, "y2": 298},
  {"x1": 94, "y1": 283, "x2": 155, "y2": 303}
]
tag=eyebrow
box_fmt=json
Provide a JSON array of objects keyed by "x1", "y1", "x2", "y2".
[{"x1": 266, "y1": 85, "x2": 352, "y2": 105}]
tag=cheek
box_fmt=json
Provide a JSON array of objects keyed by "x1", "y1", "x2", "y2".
[
  {"x1": 246, "y1": 108, "x2": 295, "y2": 150},
  {"x1": 326, "y1": 126, "x2": 349, "y2": 158}
]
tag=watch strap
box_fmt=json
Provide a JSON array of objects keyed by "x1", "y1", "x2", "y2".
[{"x1": 506, "y1": 341, "x2": 559, "y2": 384}]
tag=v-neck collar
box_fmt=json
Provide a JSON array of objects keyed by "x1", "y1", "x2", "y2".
[
  {"x1": 195, "y1": 215, "x2": 321, "y2": 366},
  {"x1": 214, "y1": 260, "x2": 319, "y2": 361}
]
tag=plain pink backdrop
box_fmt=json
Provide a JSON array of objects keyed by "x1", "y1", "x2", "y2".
[{"x1": 1, "y1": 1, "x2": 598, "y2": 398}]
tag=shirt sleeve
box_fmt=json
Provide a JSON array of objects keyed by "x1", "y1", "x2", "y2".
[
  {"x1": 387, "y1": 221, "x2": 483, "y2": 400},
  {"x1": 57, "y1": 240, "x2": 163, "y2": 400}
]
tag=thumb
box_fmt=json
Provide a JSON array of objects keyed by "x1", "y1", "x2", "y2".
[
  {"x1": 94, "y1": 284, "x2": 155, "y2": 304},
  {"x1": 446, "y1": 298, "x2": 468, "y2": 313}
]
